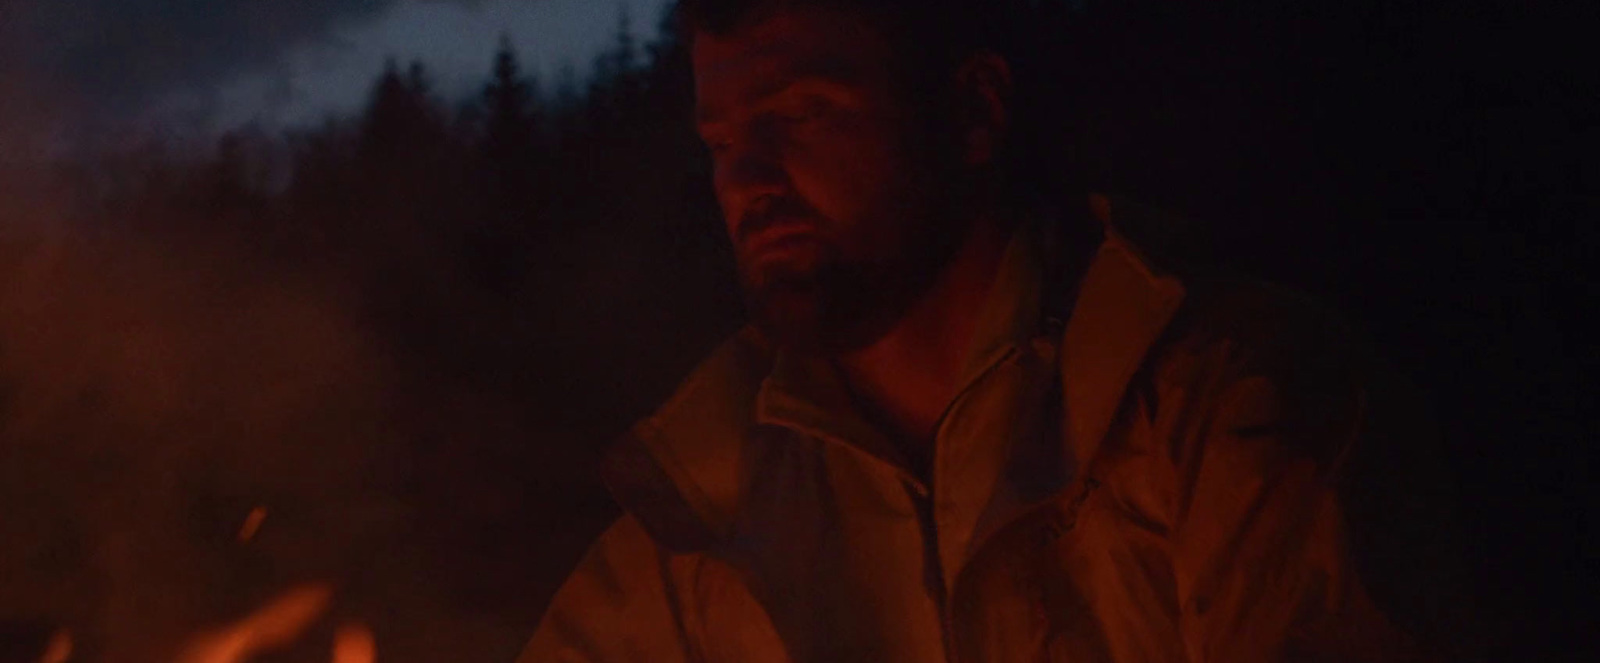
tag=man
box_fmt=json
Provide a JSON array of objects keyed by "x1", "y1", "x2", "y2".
[{"x1": 522, "y1": 1, "x2": 1472, "y2": 661}]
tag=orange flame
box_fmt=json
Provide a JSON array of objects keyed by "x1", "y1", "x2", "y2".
[{"x1": 174, "y1": 584, "x2": 374, "y2": 663}]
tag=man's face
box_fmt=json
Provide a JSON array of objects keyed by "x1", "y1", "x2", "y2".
[{"x1": 693, "y1": 8, "x2": 959, "y2": 351}]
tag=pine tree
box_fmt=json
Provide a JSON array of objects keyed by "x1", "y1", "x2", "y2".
[
  {"x1": 482, "y1": 36, "x2": 539, "y2": 154},
  {"x1": 472, "y1": 37, "x2": 551, "y2": 294},
  {"x1": 359, "y1": 59, "x2": 447, "y2": 166},
  {"x1": 614, "y1": 3, "x2": 637, "y2": 77},
  {"x1": 587, "y1": 3, "x2": 643, "y2": 127}
]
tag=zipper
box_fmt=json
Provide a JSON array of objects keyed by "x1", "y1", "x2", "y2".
[
  {"x1": 929, "y1": 345, "x2": 1024, "y2": 663},
  {"x1": 940, "y1": 330, "x2": 1071, "y2": 663}
]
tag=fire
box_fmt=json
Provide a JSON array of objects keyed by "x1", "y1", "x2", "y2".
[
  {"x1": 39, "y1": 629, "x2": 72, "y2": 663},
  {"x1": 332, "y1": 625, "x2": 377, "y2": 663},
  {"x1": 165, "y1": 508, "x2": 375, "y2": 662},
  {"x1": 174, "y1": 584, "x2": 374, "y2": 663}
]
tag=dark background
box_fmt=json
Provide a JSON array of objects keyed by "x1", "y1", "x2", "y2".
[{"x1": 0, "y1": 0, "x2": 1593, "y2": 660}]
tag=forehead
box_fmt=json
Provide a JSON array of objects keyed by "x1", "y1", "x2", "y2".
[{"x1": 691, "y1": 8, "x2": 897, "y2": 104}]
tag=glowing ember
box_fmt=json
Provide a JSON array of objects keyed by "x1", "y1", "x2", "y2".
[
  {"x1": 39, "y1": 629, "x2": 72, "y2": 663},
  {"x1": 236, "y1": 507, "x2": 269, "y2": 543}
]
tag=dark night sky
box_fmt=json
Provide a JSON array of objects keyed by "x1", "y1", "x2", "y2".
[{"x1": 0, "y1": 0, "x2": 672, "y2": 148}]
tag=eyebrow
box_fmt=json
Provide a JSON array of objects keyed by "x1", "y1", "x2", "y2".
[{"x1": 696, "y1": 57, "x2": 861, "y2": 127}]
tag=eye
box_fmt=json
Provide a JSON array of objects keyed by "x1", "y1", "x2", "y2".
[
  {"x1": 776, "y1": 97, "x2": 829, "y2": 124},
  {"x1": 701, "y1": 134, "x2": 733, "y2": 155}
]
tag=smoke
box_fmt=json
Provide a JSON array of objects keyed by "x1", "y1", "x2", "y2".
[
  {"x1": 0, "y1": 203, "x2": 405, "y2": 657},
  {"x1": 0, "y1": 144, "x2": 580, "y2": 663},
  {"x1": 0, "y1": 3, "x2": 677, "y2": 657}
]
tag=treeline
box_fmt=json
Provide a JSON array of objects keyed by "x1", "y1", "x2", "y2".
[
  {"x1": 1, "y1": 10, "x2": 747, "y2": 662},
  {"x1": 55, "y1": 9, "x2": 744, "y2": 433}
]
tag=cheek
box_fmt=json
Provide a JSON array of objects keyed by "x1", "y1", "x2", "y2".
[
  {"x1": 714, "y1": 189, "x2": 739, "y2": 237},
  {"x1": 709, "y1": 167, "x2": 742, "y2": 234},
  {"x1": 784, "y1": 119, "x2": 922, "y2": 251}
]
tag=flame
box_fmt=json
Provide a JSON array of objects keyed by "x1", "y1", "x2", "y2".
[
  {"x1": 173, "y1": 583, "x2": 374, "y2": 663},
  {"x1": 40, "y1": 629, "x2": 73, "y2": 663},
  {"x1": 332, "y1": 624, "x2": 377, "y2": 663}
]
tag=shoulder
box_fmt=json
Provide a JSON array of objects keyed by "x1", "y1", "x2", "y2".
[
  {"x1": 630, "y1": 325, "x2": 775, "y2": 446},
  {"x1": 601, "y1": 326, "x2": 776, "y2": 552},
  {"x1": 523, "y1": 514, "x2": 700, "y2": 663},
  {"x1": 1133, "y1": 279, "x2": 1472, "y2": 658},
  {"x1": 1165, "y1": 277, "x2": 1368, "y2": 376},
  {"x1": 1091, "y1": 193, "x2": 1367, "y2": 374},
  {"x1": 1142, "y1": 275, "x2": 1375, "y2": 471},
  {"x1": 1079, "y1": 194, "x2": 1374, "y2": 399}
]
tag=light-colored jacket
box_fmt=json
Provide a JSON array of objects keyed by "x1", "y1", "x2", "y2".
[{"x1": 520, "y1": 198, "x2": 1474, "y2": 662}]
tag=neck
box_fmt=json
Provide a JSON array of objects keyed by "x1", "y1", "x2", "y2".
[{"x1": 835, "y1": 212, "x2": 1015, "y2": 454}]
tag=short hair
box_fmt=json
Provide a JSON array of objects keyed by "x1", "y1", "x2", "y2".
[
  {"x1": 676, "y1": 0, "x2": 1070, "y2": 206},
  {"x1": 674, "y1": 0, "x2": 1012, "y2": 89}
]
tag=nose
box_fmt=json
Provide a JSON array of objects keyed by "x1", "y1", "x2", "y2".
[{"x1": 712, "y1": 127, "x2": 789, "y2": 231}]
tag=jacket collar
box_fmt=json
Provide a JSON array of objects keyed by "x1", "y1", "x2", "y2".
[
  {"x1": 1058, "y1": 196, "x2": 1187, "y2": 474},
  {"x1": 751, "y1": 220, "x2": 1049, "y2": 486},
  {"x1": 604, "y1": 195, "x2": 1188, "y2": 551}
]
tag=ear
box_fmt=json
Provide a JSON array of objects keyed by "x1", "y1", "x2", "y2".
[{"x1": 953, "y1": 51, "x2": 1013, "y2": 167}]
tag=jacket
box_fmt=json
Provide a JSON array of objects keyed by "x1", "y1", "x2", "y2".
[{"x1": 519, "y1": 196, "x2": 1474, "y2": 662}]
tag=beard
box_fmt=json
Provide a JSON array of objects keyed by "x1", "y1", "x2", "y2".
[
  {"x1": 742, "y1": 253, "x2": 886, "y2": 354},
  {"x1": 738, "y1": 200, "x2": 965, "y2": 355},
  {"x1": 734, "y1": 110, "x2": 974, "y2": 354}
]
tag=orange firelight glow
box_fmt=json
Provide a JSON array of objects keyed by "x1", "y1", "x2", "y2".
[
  {"x1": 173, "y1": 584, "x2": 374, "y2": 663},
  {"x1": 236, "y1": 507, "x2": 269, "y2": 543}
]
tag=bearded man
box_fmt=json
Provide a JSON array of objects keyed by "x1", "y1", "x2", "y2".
[{"x1": 520, "y1": 1, "x2": 1473, "y2": 661}]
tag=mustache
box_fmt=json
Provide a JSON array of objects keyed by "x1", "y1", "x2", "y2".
[{"x1": 736, "y1": 196, "x2": 824, "y2": 245}]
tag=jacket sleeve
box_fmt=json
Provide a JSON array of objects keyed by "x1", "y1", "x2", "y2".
[
  {"x1": 518, "y1": 515, "x2": 696, "y2": 663},
  {"x1": 1166, "y1": 297, "x2": 1480, "y2": 662}
]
